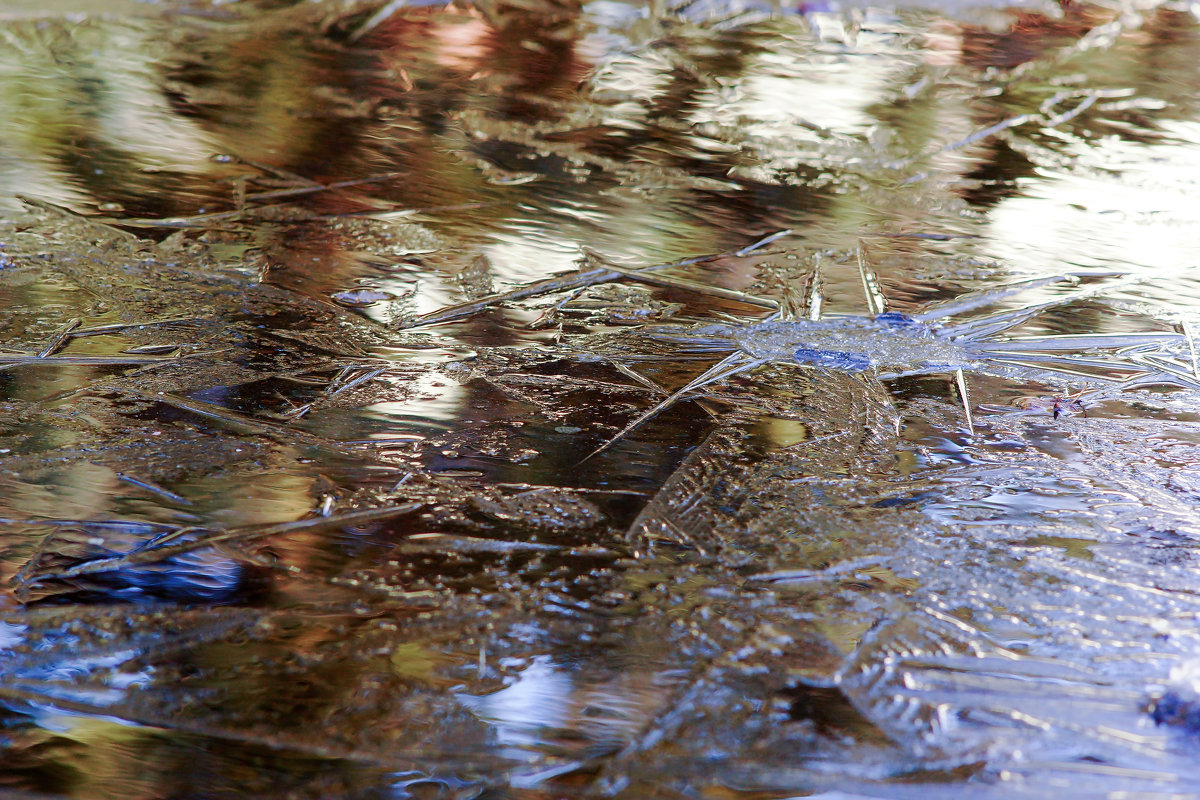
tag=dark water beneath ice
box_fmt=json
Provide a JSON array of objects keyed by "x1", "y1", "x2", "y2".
[{"x1": 2, "y1": 0, "x2": 1200, "y2": 797}]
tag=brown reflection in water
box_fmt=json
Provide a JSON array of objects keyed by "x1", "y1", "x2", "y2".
[
  {"x1": 924, "y1": 4, "x2": 1200, "y2": 210},
  {"x1": 955, "y1": 1, "x2": 1118, "y2": 70}
]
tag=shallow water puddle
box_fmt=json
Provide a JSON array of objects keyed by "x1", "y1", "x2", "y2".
[{"x1": 2, "y1": 0, "x2": 1200, "y2": 797}]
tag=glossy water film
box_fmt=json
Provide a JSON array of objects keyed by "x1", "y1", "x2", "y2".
[{"x1": 2, "y1": 0, "x2": 1200, "y2": 797}]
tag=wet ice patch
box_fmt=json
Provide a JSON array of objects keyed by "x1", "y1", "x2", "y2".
[
  {"x1": 1151, "y1": 661, "x2": 1200, "y2": 733},
  {"x1": 332, "y1": 288, "x2": 397, "y2": 307}
]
